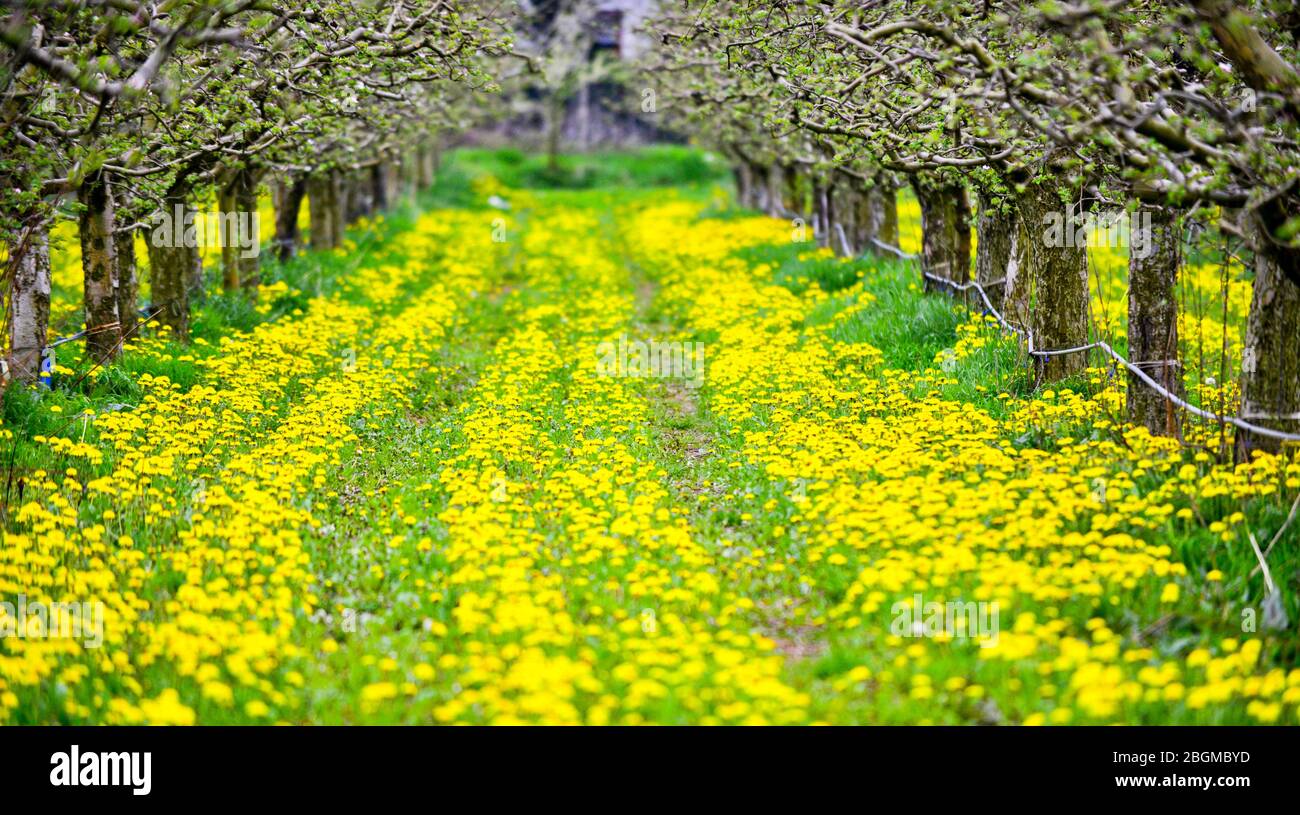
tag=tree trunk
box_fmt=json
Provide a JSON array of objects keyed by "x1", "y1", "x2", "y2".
[
  {"x1": 147, "y1": 188, "x2": 196, "y2": 343},
  {"x1": 826, "y1": 183, "x2": 840, "y2": 253},
  {"x1": 878, "y1": 182, "x2": 899, "y2": 248},
  {"x1": 748, "y1": 161, "x2": 764, "y2": 213},
  {"x1": 1016, "y1": 179, "x2": 1091, "y2": 383},
  {"x1": 421, "y1": 146, "x2": 436, "y2": 189},
  {"x1": 812, "y1": 179, "x2": 828, "y2": 247},
  {"x1": 1234, "y1": 235, "x2": 1300, "y2": 460},
  {"x1": 733, "y1": 160, "x2": 755, "y2": 209},
  {"x1": 765, "y1": 164, "x2": 786, "y2": 217},
  {"x1": 842, "y1": 184, "x2": 864, "y2": 253},
  {"x1": 379, "y1": 161, "x2": 395, "y2": 210},
  {"x1": 836, "y1": 183, "x2": 860, "y2": 256},
  {"x1": 218, "y1": 181, "x2": 240, "y2": 291},
  {"x1": 827, "y1": 182, "x2": 854, "y2": 256},
  {"x1": 1127, "y1": 205, "x2": 1183, "y2": 437},
  {"x1": 345, "y1": 171, "x2": 372, "y2": 222},
  {"x1": 110, "y1": 182, "x2": 139, "y2": 343},
  {"x1": 855, "y1": 184, "x2": 895, "y2": 256},
  {"x1": 913, "y1": 177, "x2": 972, "y2": 291},
  {"x1": 330, "y1": 175, "x2": 347, "y2": 245},
  {"x1": 307, "y1": 172, "x2": 342, "y2": 251},
  {"x1": 784, "y1": 166, "x2": 805, "y2": 218},
  {"x1": 114, "y1": 225, "x2": 138, "y2": 343},
  {"x1": 275, "y1": 175, "x2": 306, "y2": 262},
  {"x1": 371, "y1": 163, "x2": 391, "y2": 213},
  {"x1": 6, "y1": 225, "x2": 51, "y2": 383},
  {"x1": 233, "y1": 168, "x2": 261, "y2": 296},
  {"x1": 216, "y1": 167, "x2": 261, "y2": 292},
  {"x1": 1002, "y1": 227, "x2": 1030, "y2": 331},
  {"x1": 546, "y1": 99, "x2": 562, "y2": 173},
  {"x1": 975, "y1": 192, "x2": 1017, "y2": 311},
  {"x1": 187, "y1": 212, "x2": 204, "y2": 300},
  {"x1": 398, "y1": 155, "x2": 416, "y2": 206},
  {"x1": 79, "y1": 171, "x2": 122, "y2": 364}
]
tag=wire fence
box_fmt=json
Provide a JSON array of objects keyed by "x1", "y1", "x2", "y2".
[{"x1": 852, "y1": 231, "x2": 1300, "y2": 443}]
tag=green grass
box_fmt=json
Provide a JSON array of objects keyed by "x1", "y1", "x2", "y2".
[
  {"x1": 445, "y1": 145, "x2": 729, "y2": 190},
  {"x1": 4, "y1": 146, "x2": 1296, "y2": 725}
]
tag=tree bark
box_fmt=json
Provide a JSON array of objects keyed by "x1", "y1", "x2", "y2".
[
  {"x1": 748, "y1": 161, "x2": 764, "y2": 211},
  {"x1": 784, "y1": 166, "x2": 806, "y2": 219},
  {"x1": 218, "y1": 180, "x2": 240, "y2": 291},
  {"x1": 234, "y1": 168, "x2": 261, "y2": 296},
  {"x1": 975, "y1": 192, "x2": 1017, "y2": 311},
  {"x1": 878, "y1": 181, "x2": 899, "y2": 248},
  {"x1": 546, "y1": 97, "x2": 562, "y2": 173},
  {"x1": 307, "y1": 172, "x2": 342, "y2": 250},
  {"x1": 345, "y1": 171, "x2": 372, "y2": 222},
  {"x1": 1127, "y1": 205, "x2": 1183, "y2": 437},
  {"x1": 1234, "y1": 234, "x2": 1300, "y2": 460},
  {"x1": 6, "y1": 225, "x2": 51, "y2": 383},
  {"x1": 1016, "y1": 179, "x2": 1091, "y2": 383},
  {"x1": 826, "y1": 183, "x2": 840, "y2": 253},
  {"x1": 371, "y1": 163, "x2": 391, "y2": 213},
  {"x1": 765, "y1": 163, "x2": 786, "y2": 217},
  {"x1": 109, "y1": 181, "x2": 139, "y2": 343},
  {"x1": 217, "y1": 167, "x2": 262, "y2": 292},
  {"x1": 274, "y1": 175, "x2": 306, "y2": 262},
  {"x1": 840, "y1": 183, "x2": 863, "y2": 253},
  {"x1": 418, "y1": 145, "x2": 436, "y2": 189},
  {"x1": 836, "y1": 183, "x2": 860, "y2": 256},
  {"x1": 385, "y1": 161, "x2": 400, "y2": 207},
  {"x1": 79, "y1": 170, "x2": 122, "y2": 364},
  {"x1": 330, "y1": 175, "x2": 347, "y2": 245},
  {"x1": 811, "y1": 179, "x2": 828, "y2": 247},
  {"x1": 147, "y1": 187, "x2": 197, "y2": 342},
  {"x1": 396, "y1": 156, "x2": 415, "y2": 206},
  {"x1": 733, "y1": 160, "x2": 756, "y2": 209},
  {"x1": 912, "y1": 177, "x2": 972, "y2": 291},
  {"x1": 114, "y1": 225, "x2": 138, "y2": 343},
  {"x1": 854, "y1": 183, "x2": 896, "y2": 256}
]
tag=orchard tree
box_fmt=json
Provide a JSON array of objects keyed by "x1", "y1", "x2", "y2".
[
  {"x1": 648, "y1": 0, "x2": 1300, "y2": 447},
  {"x1": 2, "y1": 0, "x2": 507, "y2": 369}
]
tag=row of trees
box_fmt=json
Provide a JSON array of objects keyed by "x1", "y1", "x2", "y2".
[
  {"x1": 646, "y1": 0, "x2": 1300, "y2": 461},
  {"x1": 2, "y1": 1, "x2": 508, "y2": 382}
]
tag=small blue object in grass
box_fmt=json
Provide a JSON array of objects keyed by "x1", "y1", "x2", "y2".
[{"x1": 39, "y1": 347, "x2": 55, "y2": 389}]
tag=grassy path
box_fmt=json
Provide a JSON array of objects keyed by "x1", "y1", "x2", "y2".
[{"x1": 2, "y1": 160, "x2": 1298, "y2": 724}]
